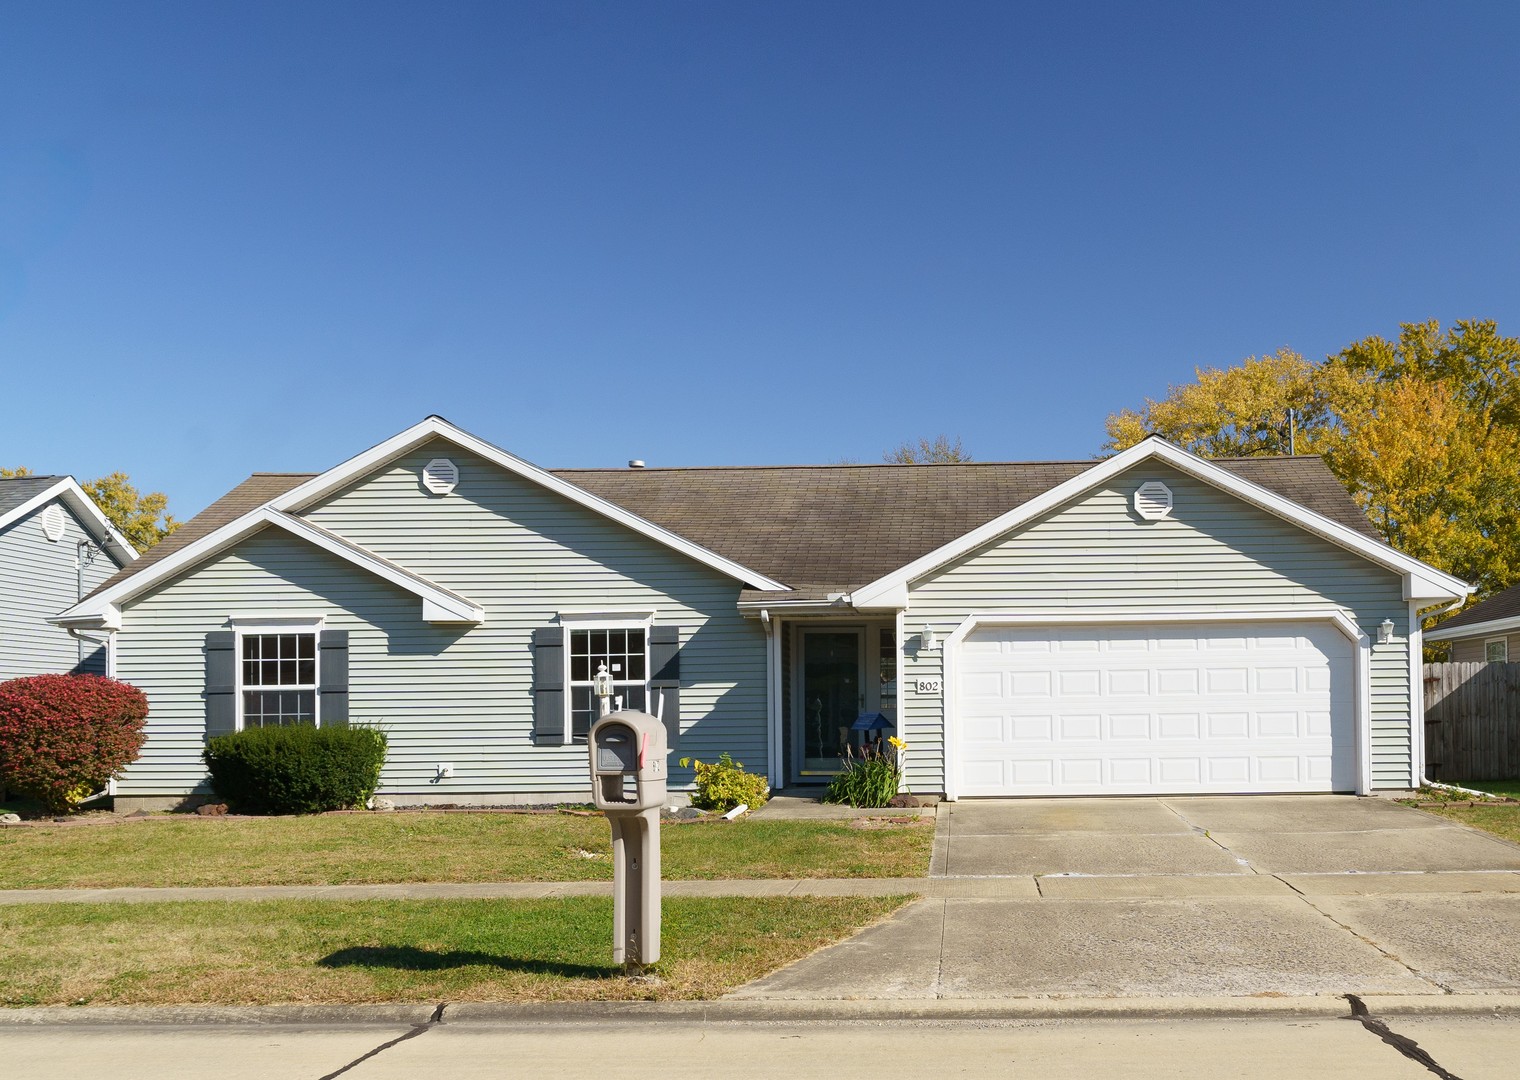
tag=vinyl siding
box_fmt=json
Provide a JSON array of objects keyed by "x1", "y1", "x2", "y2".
[
  {"x1": 1449, "y1": 635, "x2": 1520, "y2": 663},
  {"x1": 901, "y1": 463, "x2": 1411, "y2": 793},
  {"x1": 0, "y1": 500, "x2": 121, "y2": 679},
  {"x1": 115, "y1": 441, "x2": 766, "y2": 797}
]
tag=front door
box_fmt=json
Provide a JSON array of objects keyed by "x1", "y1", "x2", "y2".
[{"x1": 796, "y1": 627, "x2": 865, "y2": 778}]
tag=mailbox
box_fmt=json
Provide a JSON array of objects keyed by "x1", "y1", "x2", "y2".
[
  {"x1": 588, "y1": 710, "x2": 666, "y2": 968},
  {"x1": 589, "y1": 710, "x2": 667, "y2": 811}
]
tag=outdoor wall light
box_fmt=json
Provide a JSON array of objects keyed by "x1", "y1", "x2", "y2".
[
  {"x1": 1378, "y1": 619, "x2": 1395, "y2": 644},
  {"x1": 921, "y1": 627, "x2": 939, "y2": 652}
]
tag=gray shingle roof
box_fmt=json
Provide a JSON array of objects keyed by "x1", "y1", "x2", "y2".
[
  {"x1": 82, "y1": 453, "x2": 1384, "y2": 603},
  {"x1": 1428, "y1": 583, "x2": 1520, "y2": 636},
  {"x1": 0, "y1": 475, "x2": 67, "y2": 517}
]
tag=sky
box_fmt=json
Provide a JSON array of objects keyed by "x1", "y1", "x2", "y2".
[{"x1": 2, "y1": 1, "x2": 1518, "y2": 519}]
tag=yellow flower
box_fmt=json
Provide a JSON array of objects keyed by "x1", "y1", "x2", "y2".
[{"x1": 887, "y1": 736, "x2": 907, "y2": 751}]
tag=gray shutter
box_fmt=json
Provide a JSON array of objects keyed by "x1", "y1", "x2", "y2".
[
  {"x1": 532, "y1": 626, "x2": 566, "y2": 745},
  {"x1": 205, "y1": 631, "x2": 237, "y2": 741},
  {"x1": 320, "y1": 630, "x2": 349, "y2": 728},
  {"x1": 649, "y1": 625, "x2": 681, "y2": 751}
]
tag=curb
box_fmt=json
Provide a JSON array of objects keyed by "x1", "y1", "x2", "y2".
[{"x1": 4, "y1": 994, "x2": 1517, "y2": 1027}]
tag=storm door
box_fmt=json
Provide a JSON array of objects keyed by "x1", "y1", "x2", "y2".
[{"x1": 795, "y1": 627, "x2": 865, "y2": 778}]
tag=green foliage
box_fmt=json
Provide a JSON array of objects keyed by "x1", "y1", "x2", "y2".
[
  {"x1": 677, "y1": 752, "x2": 769, "y2": 813},
  {"x1": 82, "y1": 472, "x2": 179, "y2": 552},
  {"x1": 203, "y1": 725, "x2": 387, "y2": 815},
  {"x1": 822, "y1": 742, "x2": 903, "y2": 808},
  {"x1": 883, "y1": 435, "x2": 972, "y2": 463}
]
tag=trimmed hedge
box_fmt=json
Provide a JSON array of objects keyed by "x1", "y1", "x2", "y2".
[
  {"x1": 203, "y1": 725, "x2": 387, "y2": 815},
  {"x1": 0, "y1": 674, "x2": 149, "y2": 813}
]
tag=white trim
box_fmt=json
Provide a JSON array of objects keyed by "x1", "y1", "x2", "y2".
[
  {"x1": 235, "y1": 619, "x2": 322, "y2": 730},
  {"x1": 850, "y1": 438, "x2": 1468, "y2": 610},
  {"x1": 1427, "y1": 613, "x2": 1520, "y2": 642},
  {"x1": 562, "y1": 614, "x2": 654, "y2": 743},
  {"x1": 228, "y1": 614, "x2": 330, "y2": 629},
  {"x1": 556, "y1": 608, "x2": 659, "y2": 624},
  {"x1": 1485, "y1": 637, "x2": 1510, "y2": 663},
  {"x1": 268, "y1": 416, "x2": 788, "y2": 591},
  {"x1": 940, "y1": 608, "x2": 1372, "y2": 801},
  {"x1": 767, "y1": 616, "x2": 783, "y2": 788},
  {"x1": 895, "y1": 607, "x2": 907, "y2": 794},
  {"x1": 0, "y1": 477, "x2": 138, "y2": 566},
  {"x1": 54, "y1": 507, "x2": 483, "y2": 626},
  {"x1": 1409, "y1": 600, "x2": 1424, "y2": 789}
]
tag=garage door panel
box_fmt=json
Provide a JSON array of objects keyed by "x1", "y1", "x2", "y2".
[{"x1": 955, "y1": 621, "x2": 1356, "y2": 796}]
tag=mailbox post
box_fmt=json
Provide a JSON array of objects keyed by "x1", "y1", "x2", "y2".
[{"x1": 588, "y1": 710, "x2": 666, "y2": 969}]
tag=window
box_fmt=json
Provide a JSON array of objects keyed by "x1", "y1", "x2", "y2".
[
  {"x1": 1486, "y1": 638, "x2": 1509, "y2": 664},
  {"x1": 568, "y1": 625, "x2": 647, "y2": 740},
  {"x1": 241, "y1": 631, "x2": 319, "y2": 727}
]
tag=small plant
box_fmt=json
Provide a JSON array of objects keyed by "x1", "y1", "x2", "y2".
[
  {"x1": 677, "y1": 752, "x2": 769, "y2": 813},
  {"x1": 823, "y1": 736, "x2": 906, "y2": 809},
  {"x1": 203, "y1": 725, "x2": 387, "y2": 815},
  {"x1": 0, "y1": 674, "x2": 149, "y2": 814}
]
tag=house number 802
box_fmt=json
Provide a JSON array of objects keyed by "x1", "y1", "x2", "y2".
[{"x1": 914, "y1": 678, "x2": 942, "y2": 694}]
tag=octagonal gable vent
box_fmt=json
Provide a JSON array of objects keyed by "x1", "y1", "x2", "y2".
[
  {"x1": 421, "y1": 458, "x2": 459, "y2": 495},
  {"x1": 1133, "y1": 481, "x2": 1173, "y2": 520},
  {"x1": 40, "y1": 503, "x2": 66, "y2": 542}
]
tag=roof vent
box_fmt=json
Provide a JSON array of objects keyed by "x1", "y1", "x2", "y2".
[
  {"x1": 628, "y1": 460, "x2": 646, "y2": 469},
  {"x1": 1133, "y1": 481, "x2": 1173, "y2": 521},
  {"x1": 40, "y1": 503, "x2": 66, "y2": 542},
  {"x1": 421, "y1": 458, "x2": 459, "y2": 495}
]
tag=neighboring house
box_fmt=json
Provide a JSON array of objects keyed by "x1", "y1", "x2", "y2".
[
  {"x1": 53, "y1": 417, "x2": 1467, "y2": 811},
  {"x1": 1425, "y1": 585, "x2": 1520, "y2": 662},
  {"x1": 1, "y1": 476, "x2": 137, "y2": 680}
]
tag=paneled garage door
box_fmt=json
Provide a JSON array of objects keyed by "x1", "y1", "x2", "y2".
[{"x1": 953, "y1": 622, "x2": 1356, "y2": 796}]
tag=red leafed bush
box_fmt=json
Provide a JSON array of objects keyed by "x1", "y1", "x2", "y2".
[{"x1": 0, "y1": 674, "x2": 149, "y2": 813}]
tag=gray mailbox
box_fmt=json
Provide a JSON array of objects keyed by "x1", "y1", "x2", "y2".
[{"x1": 588, "y1": 710, "x2": 665, "y2": 968}]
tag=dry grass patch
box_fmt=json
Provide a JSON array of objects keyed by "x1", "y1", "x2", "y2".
[
  {"x1": 0, "y1": 813, "x2": 932, "y2": 889},
  {"x1": 0, "y1": 895, "x2": 911, "y2": 1006},
  {"x1": 1424, "y1": 803, "x2": 1520, "y2": 846}
]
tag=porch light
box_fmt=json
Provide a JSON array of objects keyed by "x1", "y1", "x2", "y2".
[
  {"x1": 921, "y1": 627, "x2": 939, "y2": 652},
  {"x1": 593, "y1": 662, "x2": 614, "y2": 716},
  {"x1": 1378, "y1": 619, "x2": 1395, "y2": 644}
]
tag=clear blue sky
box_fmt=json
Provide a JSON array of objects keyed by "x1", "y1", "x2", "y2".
[{"x1": 3, "y1": 1, "x2": 1517, "y2": 518}]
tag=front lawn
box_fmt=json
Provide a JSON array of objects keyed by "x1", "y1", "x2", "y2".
[
  {"x1": 0, "y1": 894, "x2": 910, "y2": 1006},
  {"x1": 0, "y1": 812, "x2": 933, "y2": 889},
  {"x1": 1445, "y1": 779, "x2": 1520, "y2": 799}
]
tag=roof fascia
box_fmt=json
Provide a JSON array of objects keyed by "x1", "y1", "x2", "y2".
[
  {"x1": 1425, "y1": 612, "x2": 1520, "y2": 642},
  {"x1": 56, "y1": 507, "x2": 482, "y2": 626},
  {"x1": 269, "y1": 417, "x2": 789, "y2": 592},
  {"x1": 850, "y1": 438, "x2": 1469, "y2": 610},
  {"x1": 0, "y1": 478, "x2": 138, "y2": 566}
]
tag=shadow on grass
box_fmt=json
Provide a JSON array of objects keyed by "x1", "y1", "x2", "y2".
[{"x1": 318, "y1": 945, "x2": 612, "y2": 979}]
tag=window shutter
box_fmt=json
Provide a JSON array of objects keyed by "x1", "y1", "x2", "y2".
[
  {"x1": 320, "y1": 630, "x2": 349, "y2": 728},
  {"x1": 532, "y1": 626, "x2": 566, "y2": 745},
  {"x1": 649, "y1": 625, "x2": 681, "y2": 751},
  {"x1": 205, "y1": 631, "x2": 237, "y2": 741}
]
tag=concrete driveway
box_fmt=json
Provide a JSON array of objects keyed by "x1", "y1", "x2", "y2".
[{"x1": 731, "y1": 796, "x2": 1520, "y2": 1001}]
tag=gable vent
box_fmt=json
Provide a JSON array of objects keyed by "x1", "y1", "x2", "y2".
[
  {"x1": 421, "y1": 458, "x2": 459, "y2": 495},
  {"x1": 40, "y1": 503, "x2": 66, "y2": 542},
  {"x1": 1133, "y1": 481, "x2": 1173, "y2": 520}
]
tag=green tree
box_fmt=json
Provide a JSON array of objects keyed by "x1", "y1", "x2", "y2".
[
  {"x1": 1103, "y1": 321, "x2": 1520, "y2": 599},
  {"x1": 884, "y1": 435, "x2": 972, "y2": 463},
  {"x1": 82, "y1": 473, "x2": 179, "y2": 552}
]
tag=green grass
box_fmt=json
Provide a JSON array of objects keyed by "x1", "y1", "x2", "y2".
[
  {"x1": 1444, "y1": 779, "x2": 1520, "y2": 799},
  {"x1": 0, "y1": 812, "x2": 933, "y2": 889},
  {"x1": 0, "y1": 895, "x2": 911, "y2": 1006}
]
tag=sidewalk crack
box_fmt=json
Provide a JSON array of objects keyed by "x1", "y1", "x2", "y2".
[
  {"x1": 1345, "y1": 995, "x2": 1465, "y2": 1079},
  {"x1": 1285, "y1": 884, "x2": 1452, "y2": 993},
  {"x1": 316, "y1": 1002, "x2": 447, "y2": 1080},
  {"x1": 1158, "y1": 799, "x2": 1259, "y2": 874}
]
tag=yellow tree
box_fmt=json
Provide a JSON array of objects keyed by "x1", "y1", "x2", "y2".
[{"x1": 82, "y1": 473, "x2": 179, "y2": 553}]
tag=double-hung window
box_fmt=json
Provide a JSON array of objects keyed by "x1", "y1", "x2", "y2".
[
  {"x1": 1486, "y1": 638, "x2": 1509, "y2": 664},
  {"x1": 237, "y1": 622, "x2": 320, "y2": 728},
  {"x1": 566, "y1": 620, "x2": 649, "y2": 741}
]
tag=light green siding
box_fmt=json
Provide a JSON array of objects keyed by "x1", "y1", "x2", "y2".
[
  {"x1": 0, "y1": 501, "x2": 121, "y2": 680},
  {"x1": 901, "y1": 463, "x2": 1412, "y2": 793},
  {"x1": 115, "y1": 441, "x2": 767, "y2": 798}
]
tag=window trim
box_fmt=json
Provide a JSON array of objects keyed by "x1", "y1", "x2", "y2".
[
  {"x1": 1485, "y1": 637, "x2": 1509, "y2": 663},
  {"x1": 559, "y1": 611, "x2": 653, "y2": 743},
  {"x1": 232, "y1": 617, "x2": 324, "y2": 730}
]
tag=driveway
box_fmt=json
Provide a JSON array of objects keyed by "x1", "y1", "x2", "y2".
[{"x1": 731, "y1": 796, "x2": 1520, "y2": 1001}]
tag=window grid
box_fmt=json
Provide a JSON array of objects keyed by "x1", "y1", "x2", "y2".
[
  {"x1": 1486, "y1": 638, "x2": 1509, "y2": 664},
  {"x1": 241, "y1": 633, "x2": 318, "y2": 728},
  {"x1": 569, "y1": 627, "x2": 648, "y2": 740}
]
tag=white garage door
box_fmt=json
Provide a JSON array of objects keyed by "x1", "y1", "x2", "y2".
[{"x1": 954, "y1": 622, "x2": 1356, "y2": 796}]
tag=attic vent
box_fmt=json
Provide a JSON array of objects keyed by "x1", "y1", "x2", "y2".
[
  {"x1": 1133, "y1": 481, "x2": 1173, "y2": 521},
  {"x1": 421, "y1": 458, "x2": 459, "y2": 495},
  {"x1": 40, "y1": 504, "x2": 66, "y2": 542}
]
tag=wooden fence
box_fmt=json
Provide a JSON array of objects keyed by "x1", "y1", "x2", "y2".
[{"x1": 1423, "y1": 662, "x2": 1520, "y2": 781}]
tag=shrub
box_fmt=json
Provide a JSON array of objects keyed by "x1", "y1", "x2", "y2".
[
  {"x1": 0, "y1": 674, "x2": 149, "y2": 813},
  {"x1": 678, "y1": 752, "x2": 769, "y2": 813},
  {"x1": 823, "y1": 738, "x2": 905, "y2": 808},
  {"x1": 203, "y1": 725, "x2": 387, "y2": 814}
]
